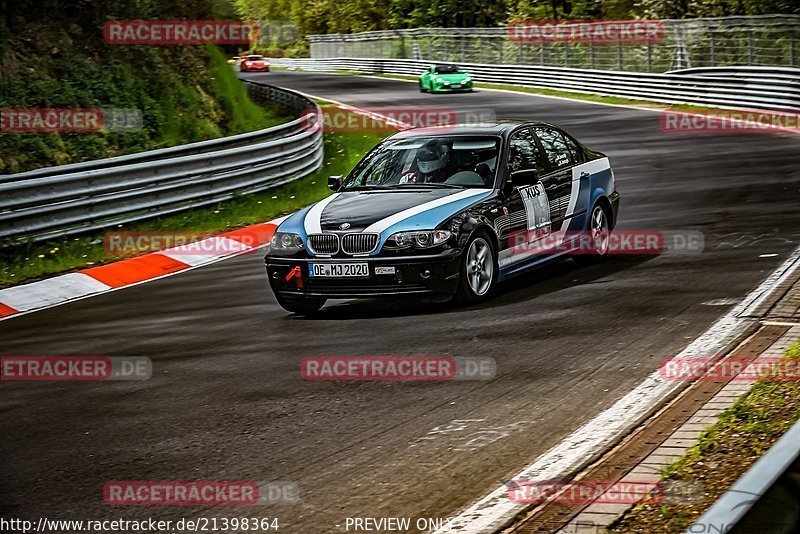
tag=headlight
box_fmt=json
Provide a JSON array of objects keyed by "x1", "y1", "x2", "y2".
[
  {"x1": 266, "y1": 232, "x2": 304, "y2": 255},
  {"x1": 464, "y1": 76, "x2": 473, "y2": 82},
  {"x1": 386, "y1": 230, "x2": 452, "y2": 249}
]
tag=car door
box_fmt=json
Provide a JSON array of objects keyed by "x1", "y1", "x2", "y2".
[
  {"x1": 532, "y1": 126, "x2": 585, "y2": 232},
  {"x1": 422, "y1": 67, "x2": 433, "y2": 89},
  {"x1": 496, "y1": 127, "x2": 551, "y2": 268}
]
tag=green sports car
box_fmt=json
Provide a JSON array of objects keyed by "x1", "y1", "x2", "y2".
[{"x1": 419, "y1": 64, "x2": 474, "y2": 93}]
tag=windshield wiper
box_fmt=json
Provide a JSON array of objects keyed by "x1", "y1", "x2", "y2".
[
  {"x1": 384, "y1": 183, "x2": 463, "y2": 189},
  {"x1": 343, "y1": 185, "x2": 394, "y2": 191}
]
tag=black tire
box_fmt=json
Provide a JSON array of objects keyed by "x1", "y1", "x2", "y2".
[
  {"x1": 572, "y1": 201, "x2": 611, "y2": 266},
  {"x1": 275, "y1": 294, "x2": 326, "y2": 315},
  {"x1": 454, "y1": 231, "x2": 497, "y2": 303},
  {"x1": 419, "y1": 81, "x2": 427, "y2": 92}
]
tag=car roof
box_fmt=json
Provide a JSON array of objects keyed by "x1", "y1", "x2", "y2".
[{"x1": 387, "y1": 120, "x2": 554, "y2": 138}]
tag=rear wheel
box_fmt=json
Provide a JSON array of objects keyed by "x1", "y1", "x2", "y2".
[
  {"x1": 455, "y1": 232, "x2": 496, "y2": 303},
  {"x1": 275, "y1": 294, "x2": 326, "y2": 315},
  {"x1": 573, "y1": 202, "x2": 611, "y2": 266}
]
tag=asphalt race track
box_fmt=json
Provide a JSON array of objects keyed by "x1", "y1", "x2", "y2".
[{"x1": 2, "y1": 71, "x2": 800, "y2": 532}]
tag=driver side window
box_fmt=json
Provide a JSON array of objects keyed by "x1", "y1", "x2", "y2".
[{"x1": 508, "y1": 128, "x2": 543, "y2": 174}]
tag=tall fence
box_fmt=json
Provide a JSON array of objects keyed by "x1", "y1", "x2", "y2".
[
  {"x1": 0, "y1": 82, "x2": 323, "y2": 245},
  {"x1": 308, "y1": 15, "x2": 800, "y2": 73}
]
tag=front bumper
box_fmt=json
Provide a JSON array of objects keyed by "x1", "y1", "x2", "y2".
[
  {"x1": 433, "y1": 82, "x2": 473, "y2": 92},
  {"x1": 265, "y1": 249, "x2": 462, "y2": 299}
]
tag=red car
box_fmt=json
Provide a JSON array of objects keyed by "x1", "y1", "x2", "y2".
[{"x1": 239, "y1": 55, "x2": 270, "y2": 72}]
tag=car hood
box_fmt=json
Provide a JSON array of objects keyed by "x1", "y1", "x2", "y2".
[
  {"x1": 277, "y1": 187, "x2": 493, "y2": 253},
  {"x1": 432, "y1": 72, "x2": 469, "y2": 82}
]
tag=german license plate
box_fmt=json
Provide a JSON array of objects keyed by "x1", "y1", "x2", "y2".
[
  {"x1": 451, "y1": 84, "x2": 461, "y2": 88},
  {"x1": 309, "y1": 263, "x2": 369, "y2": 278}
]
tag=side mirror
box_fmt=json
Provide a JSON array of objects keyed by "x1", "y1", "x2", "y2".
[
  {"x1": 328, "y1": 175, "x2": 342, "y2": 191},
  {"x1": 504, "y1": 168, "x2": 539, "y2": 194}
]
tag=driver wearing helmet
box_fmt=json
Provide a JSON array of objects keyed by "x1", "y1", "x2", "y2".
[{"x1": 404, "y1": 144, "x2": 450, "y2": 184}]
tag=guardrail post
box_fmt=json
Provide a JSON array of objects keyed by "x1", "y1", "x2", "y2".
[
  {"x1": 709, "y1": 31, "x2": 716, "y2": 67},
  {"x1": 590, "y1": 41, "x2": 595, "y2": 69},
  {"x1": 748, "y1": 29, "x2": 754, "y2": 65},
  {"x1": 563, "y1": 43, "x2": 568, "y2": 67},
  {"x1": 647, "y1": 40, "x2": 652, "y2": 72},
  {"x1": 617, "y1": 41, "x2": 623, "y2": 70}
]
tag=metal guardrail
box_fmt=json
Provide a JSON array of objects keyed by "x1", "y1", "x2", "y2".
[
  {"x1": 687, "y1": 416, "x2": 800, "y2": 533},
  {"x1": 273, "y1": 57, "x2": 800, "y2": 111},
  {"x1": 0, "y1": 82, "x2": 323, "y2": 244},
  {"x1": 307, "y1": 15, "x2": 800, "y2": 73}
]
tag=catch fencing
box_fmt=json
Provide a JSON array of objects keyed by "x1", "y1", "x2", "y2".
[{"x1": 307, "y1": 15, "x2": 800, "y2": 73}]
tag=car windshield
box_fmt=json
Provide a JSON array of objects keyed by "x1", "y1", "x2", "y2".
[
  {"x1": 434, "y1": 65, "x2": 461, "y2": 74},
  {"x1": 343, "y1": 136, "x2": 499, "y2": 190},
  {"x1": 248, "y1": 56, "x2": 265, "y2": 60}
]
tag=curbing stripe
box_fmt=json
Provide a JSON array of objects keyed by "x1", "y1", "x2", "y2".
[
  {"x1": 159, "y1": 237, "x2": 253, "y2": 267},
  {"x1": 81, "y1": 254, "x2": 191, "y2": 288},
  {"x1": 0, "y1": 221, "x2": 281, "y2": 320},
  {"x1": 221, "y1": 222, "x2": 280, "y2": 246},
  {"x1": 0, "y1": 273, "x2": 112, "y2": 312}
]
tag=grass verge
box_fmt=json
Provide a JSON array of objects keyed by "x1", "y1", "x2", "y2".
[
  {"x1": 0, "y1": 103, "x2": 386, "y2": 289},
  {"x1": 609, "y1": 341, "x2": 800, "y2": 534}
]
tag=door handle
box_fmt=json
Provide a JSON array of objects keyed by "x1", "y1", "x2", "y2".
[{"x1": 580, "y1": 171, "x2": 591, "y2": 179}]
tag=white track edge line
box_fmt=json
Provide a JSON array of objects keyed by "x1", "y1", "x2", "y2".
[{"x1": 434, "y1": 244, "x2": 800, "y2": 534}]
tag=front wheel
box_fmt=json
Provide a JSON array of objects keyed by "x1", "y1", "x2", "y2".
[
  {"x1": 455, "y1": 233, "x2": 496, "y2": 303},
  {"x1": 572, "y1": 202, "x2": 611, "y2": 266},
  {"x1": 419, "y1": 80, "x2": 427, "y2": 92},
  {"x1": 274, "y1": 294, "x2": 326, "y2": 315}
]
